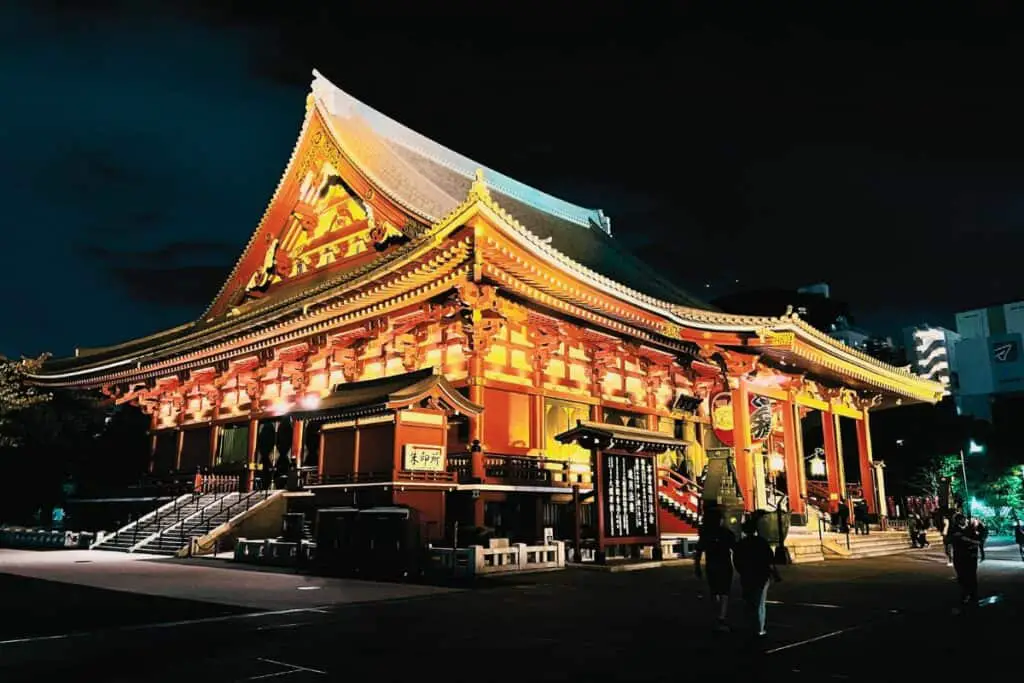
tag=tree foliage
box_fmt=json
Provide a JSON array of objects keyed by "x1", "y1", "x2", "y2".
[
  {"x1": 906, "y1": 454, "x2": 961, "y2": 498},
  {"x1": 971, "y1": 468, "x2": 1024, "y2": 533},
  {"x1": 0, "y1": 354, "x2": 120, "y2": 525},
  {"x1": 0, "y1": 354, "x2": 52, "y2": 448}
]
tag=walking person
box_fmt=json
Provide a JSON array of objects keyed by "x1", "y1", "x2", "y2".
[
  {"x1": 694, "y1": 508, "x2": 736, "y2": 632},
  {"x1": 950, "y1": 514, "x2": 981, "y2": 610},
  {"x1": 192, "y1": 469, "x2": 203, "y2": 502},
  {"x1": 1015, "y1": 519, "x2": 1024, "y2": 561},
  {"x1": 732, "y1": 515, "x2": 782, "y2": 637},
  {"x1": 971, "y1": 519, "x2": 989, "y2": 562},
  {"x1": 941, "y1": 512, "x2": 954, "y2": 567}
]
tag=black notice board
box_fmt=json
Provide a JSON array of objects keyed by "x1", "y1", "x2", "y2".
[{"x1": 600, "y1": 452, "x2": 658, "y2": 539}]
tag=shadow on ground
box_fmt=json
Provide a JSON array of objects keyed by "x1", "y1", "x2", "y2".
[{"x1": 0, "y1": 574, "x2": 253, "y2": 641}]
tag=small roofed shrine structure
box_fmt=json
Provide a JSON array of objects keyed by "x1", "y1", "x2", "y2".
[
  {"x1": 556, "y1": 420, "x2": 687, "y2": 562},
  {"x1": 29, "y1": 69, "x2": 946, "y2": 550}
]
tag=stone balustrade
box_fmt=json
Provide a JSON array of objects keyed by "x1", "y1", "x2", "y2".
[
  {"x1": 428, "y1": 539, "x2": 566, "y2": 578},
  {"x1": 0, "y1": 527, "x2": 95, "y2": 549},
  {"x1": 234, "y1": 538, "x2": 315, "y2": 566}
]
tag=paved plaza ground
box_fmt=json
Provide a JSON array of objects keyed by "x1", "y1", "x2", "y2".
[{"x1": 0, "y1": 543, "x2": 1020, "y2": 682}]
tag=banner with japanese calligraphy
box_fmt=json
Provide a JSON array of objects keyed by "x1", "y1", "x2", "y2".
[
  {"x1": 403, "y1": 444, "x2": 444, "y2": 472},
  {"x1": 600, "y1": 452, "x2": 658, "y2": 540},
  {"x1": 710, "y1": 392, "x2": 775, "y2": 447}
]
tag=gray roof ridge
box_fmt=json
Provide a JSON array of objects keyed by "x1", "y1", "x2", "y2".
[{"x1": 311, "y1": 69, "x2": 608, "y2": 233}]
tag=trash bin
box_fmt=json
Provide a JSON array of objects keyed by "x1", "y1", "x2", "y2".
[
  {"x1": 314, "y1": 507, "x2": 360, "y2": 576},
  {"x1": 357, "y1": 506, "x2": 422, "y2": 580}
]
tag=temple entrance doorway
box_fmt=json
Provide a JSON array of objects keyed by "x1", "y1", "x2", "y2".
[{"x1": 256, "y1": 417, "x2": 293, "y2": 489}]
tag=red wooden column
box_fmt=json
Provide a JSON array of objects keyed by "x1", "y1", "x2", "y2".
[
  {"x1": 245, "y1": 418, "x2": 259, "y2": 491},
  {"x1": 174, "y1": 429, "x2": 184, "y2": 471},
  {"x1": 856, "y1": 410, "x2": 878, "y2": 515},
  {"x1": 291, "y1": 418, "x2": 305, "y2": 466},
  {"x1": 780, "y1": 400, "x2": 805, "y2": 515},
  {"x1": 316, "y1": 430, "x2": 326, "y2": 477},
  {"x1": 731, "y1": 380, "x2": 755, "y2": 510},
  {"x1": 820, "y1": 410, "x2": 842, "y2": 513},
  {"x1": 148, "y1": 433, "x2": 157, "y2": 473},
  {"x1": 468, "y1": 353, "x2": 485, "y2": 481},
  {"x1": 208, "y1": 425, "x2": 220, "y2": 468}
]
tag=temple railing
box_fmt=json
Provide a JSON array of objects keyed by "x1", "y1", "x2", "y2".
[
  {"x1": 302, "y1": 469, "x2": 456, "y2": 487},
  {"x1": 297, "y1": 454, "x2": 593, "y2": 489},
  {"x1": 447, "y1": 453, "x2": 591, "y2": 487}
]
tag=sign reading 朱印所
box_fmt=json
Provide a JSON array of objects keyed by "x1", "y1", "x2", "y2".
[
  {"x1": 403, "y1": 444, "x2": 444, "y2": 472},
  {"x1": 600, "y1": 452, "x2": 657, "y2": 539}
]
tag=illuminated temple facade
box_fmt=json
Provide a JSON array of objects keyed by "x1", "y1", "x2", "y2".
[{"x1": 30, "y1": 70, "x2": 945, "y2": 544}]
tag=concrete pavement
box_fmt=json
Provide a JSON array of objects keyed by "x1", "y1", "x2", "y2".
[
  {"x1": 0, "y1": 549, "x2": 455, "y2": 610},
  {"x1": 0, "y1": 545, "x2": 1019, "y2": 682}
]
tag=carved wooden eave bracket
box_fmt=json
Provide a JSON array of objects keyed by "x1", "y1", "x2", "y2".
[
  {"x1": 856, "y1": 393, "x2": 885, "y2": 410},
  {"x1": 750, "y1": 328, "x2": 796, "y2": 349},
  {"x1": 698, "y1": 347, "x2": 761, "y2": 382}
]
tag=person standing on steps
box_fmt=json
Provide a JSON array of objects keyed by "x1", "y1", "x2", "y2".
[
  {"x1": 694, "y1": 507, "x2": 736, "y2": 632},
  {"x1": 733, "y1": 515, "x2": 782, "y2": 637},
  {"x1": 853, "y1": 500, "x2": 870, "y2": 535}
]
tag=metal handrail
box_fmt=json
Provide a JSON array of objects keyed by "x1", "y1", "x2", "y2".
[
  {"x1": 187, "y1": 489, "x2": 279, "y2": 556},
  {"x1": 131, "y1": 494, "x2": 226, "y2": 552}
]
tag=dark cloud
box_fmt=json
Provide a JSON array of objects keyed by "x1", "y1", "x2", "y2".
[
  {"x1": 0, "y1": 4, "x2": 294, "y2": 356},
  {"x1": 78, "y1": 241, "x2": 238, "y2": 268},
  {"x1": 75, "y1": 241, "x2": 236, "y2": 308},
  {"x1": 104, "y1": 265, "x2": 229, "y2": 308}
]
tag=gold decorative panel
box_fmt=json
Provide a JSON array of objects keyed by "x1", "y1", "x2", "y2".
[{"x1": 544, "y1": 397, "x2": 591, "y2": 462}]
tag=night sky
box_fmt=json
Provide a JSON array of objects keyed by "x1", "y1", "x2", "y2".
[{"x1": 4, "y1": 3, "x2": 1024, "y2": 358}]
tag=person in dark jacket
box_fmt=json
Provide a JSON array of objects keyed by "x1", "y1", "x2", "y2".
[
  {"x1": 941, "y1": 513, "x2": 954, "y2": 567},
  {"x1": 908, "y1": 514, "x2": 920, "y2": 547},
  {"x1": 950, "y1": 514, "x2": 981, "y2": 606},
  {"x1": 733, "y1": 516, "x2": 781, "y2": 636},
  {"x1": 971, "y1": 519, "x2": 989, "y2": 561},
  {"x1": 836, "y1": 500, "x2": 850, "y2": 533},
  {"x1": 694, "y1": 508, "x2": 736, "y2": 632},
  {"x1": 853, "y1": 501, "x2": 870, "y2": 535}
]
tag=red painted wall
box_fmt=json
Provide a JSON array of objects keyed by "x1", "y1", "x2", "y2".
[
  {"x1": 393, "y1": 489, "x2": 446, "y2": 542},
  {"x1": 358, "y1": 425, "x2": 394, "y2": 473}
]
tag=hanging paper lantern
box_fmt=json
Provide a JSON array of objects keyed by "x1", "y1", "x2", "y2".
[
  {"x1": 809, "y1": 455, "x2": 826, "y2": 477},
  {"x1": 711, "y1": 392, "x2": 776, "y2": 447}
]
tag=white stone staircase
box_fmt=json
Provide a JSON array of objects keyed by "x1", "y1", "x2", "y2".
[
  {"x1": 91, "y1": 490, "x2": 274, "y2": 555},
  {"x1": 821, "y1": 529, "x2": 943, "y2": 560}
]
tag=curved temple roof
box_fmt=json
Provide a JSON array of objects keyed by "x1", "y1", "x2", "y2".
[
  {"x1": 310, "y1": 71, "x2": 710, "y2": 309},
  {"x1": 311, "y1": 70, "x2": 607, "y2": 233}
]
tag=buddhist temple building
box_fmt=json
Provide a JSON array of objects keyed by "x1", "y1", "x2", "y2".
[{"x1": 29, "y1": 70, "x2": 945, "y2": 557}]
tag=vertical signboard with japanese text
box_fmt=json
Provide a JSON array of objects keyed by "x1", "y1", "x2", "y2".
[{"x1": 600, "y1": 451, "x2": 658, "y2": 540}]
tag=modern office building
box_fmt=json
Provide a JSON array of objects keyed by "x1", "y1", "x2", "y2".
[{"x1": 952, "y1": 301, "x2": 1024, "y2": 420}]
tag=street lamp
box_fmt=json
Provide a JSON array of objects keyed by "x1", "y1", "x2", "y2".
[{"x1": 959, "y1": 440, "x2": 985, "y2": 508}]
